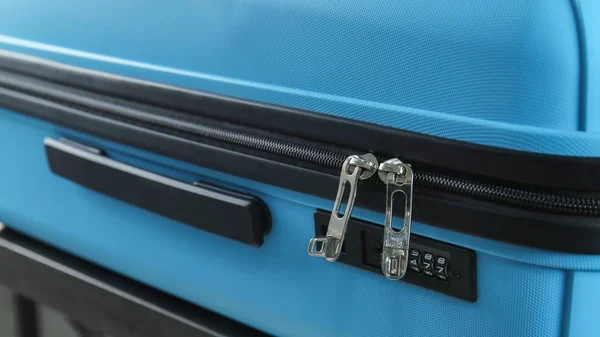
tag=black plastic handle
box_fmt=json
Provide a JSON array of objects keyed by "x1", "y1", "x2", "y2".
[{"x1": 44, "y1": 138, "x2": 271, "y2": 246}]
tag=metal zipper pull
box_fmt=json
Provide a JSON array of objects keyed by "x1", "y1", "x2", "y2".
[
  {"x1": 308, "y1": 154, "x2": 378, "y2": 262},
  {"x1": 378, "y1": 158, "x2": 414, "y2": 280}
]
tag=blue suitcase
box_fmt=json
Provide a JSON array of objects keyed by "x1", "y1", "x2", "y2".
[{"x1": 0, "y1": 1, "x2": 599, "y2": 336}]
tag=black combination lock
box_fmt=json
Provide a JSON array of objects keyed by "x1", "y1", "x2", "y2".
[{"x1": 314, "y1": 210, "x2": 477, "y2": 302}]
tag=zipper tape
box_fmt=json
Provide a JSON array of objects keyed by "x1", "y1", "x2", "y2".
[
  {"x1": 0, "y1": 69, "x2": 597, "y2": 216},
  {"x1": 1, "y1": 50, "x2": 600, "y2": 191},
  {"x1": 3, "y1": 85, "x2": 600, "y2": 253},
  {"x1": 1, "y1": 51, "x2": 600, "y2": 252}
]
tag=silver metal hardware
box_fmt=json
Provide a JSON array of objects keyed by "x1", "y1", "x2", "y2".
[
  {"x1": 308, "y1": 154, "x2": 378, "y2": 261},
  {"x1": 378, "y1": 158, "x2": 414, "y2": 280},
  {"x1": 58, "y1": 138, "x2": 103, "y2": 155}
]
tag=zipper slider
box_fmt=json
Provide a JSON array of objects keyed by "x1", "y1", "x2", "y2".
[
  {"x1": 378, "y1": 158, "x2": 414, "y2": 280},
  {"x1": 308, "y1": 154, "x2": 378, "y2": 261}
]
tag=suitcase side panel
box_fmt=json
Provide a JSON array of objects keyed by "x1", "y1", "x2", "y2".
[
  {"x1": 567, "y1": 271, "x2": 600, "y2": 337},
  {"x1": 0, "y1": 1, "x2": 597, "y2": 156},
  {"x1": 0, "y1": 110, "x2": 595, "y2": 337},
  {"x1": 580, "y1": 0, "x2": 600, "y2": 131}
]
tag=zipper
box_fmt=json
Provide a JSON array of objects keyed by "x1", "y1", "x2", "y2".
[
  {"x1": 308, "y1": 155, "x2": 416, "y2": 280},
  {"x1": 416, "y1": 173, "x2": 600, "y2": 216},
  {"x1": 49, "y1": 106, "x2": 599, "y2": 280},
  {"x1": 2, "y1": 69, "x2": 598, "y2": 216},
  {"x1": 63, "y1": 96, "x2": 598, "y2": 217},
  {"x1": 307, "y1": 154, "x2": 378, "y2": 262},
  {"x1": 378, "y1": 158, "x2": 414, "y2": 280}
]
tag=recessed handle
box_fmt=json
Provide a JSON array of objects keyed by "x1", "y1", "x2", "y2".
[{"x1": 44, "y1": 138, "x2": 271, "y2": 246}]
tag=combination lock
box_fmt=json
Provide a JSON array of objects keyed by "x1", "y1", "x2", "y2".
[{"x1": 314, "y1": 210, "x2": 477, "y2": 302}]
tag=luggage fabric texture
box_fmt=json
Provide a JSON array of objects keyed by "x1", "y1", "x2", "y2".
[
  {"x1": 2, "y1": 112, "x2": 600, "y2": 337},
  {"x1": 0, "y1": 0, "x2": 599, "y2": 154},
  {"x1": 0, "y1": 1, "x2": 599, "y2": 336}
]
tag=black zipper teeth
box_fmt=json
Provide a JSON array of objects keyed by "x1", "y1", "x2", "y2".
[
  {"x1": 117, "y1": 108, "x2": 600, "y2": 217},
  {"x1": 108, "y1": 109, "x2": 600, "y2": 217},
  {"x1": 415, "y1": 172, "x2": 600, "y2": 216},
  {"x1": 0, "y1": 69, "x2": 598, "y2": 217},
  {"x1": 74, "y1": 99, "x2": 351, "y2": 169}
]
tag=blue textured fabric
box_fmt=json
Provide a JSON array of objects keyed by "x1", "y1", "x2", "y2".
[
  {"x1": 0, "y1": 0, "x2": 598, "y2": 156},
  {"x1": 580, "y1": 0, "x2": 600, "y2": 131},
  {"x1": 567, "y1": 271, "x2": 600, "y2": 336},
  {"x1": 0, "y1": 110, "x2": 595, "y2": 336},
  {"x1": 0, "y1": 2, "x2": 597, "y2": 334}
]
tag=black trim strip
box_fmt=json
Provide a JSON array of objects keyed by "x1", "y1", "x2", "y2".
[
  {"x1": 14, "y1": 295, "x2": 39, "y2": 337},
  {"x1": 0, "y1": 226, "x2": 270, "y2": 337},
  {"x1": 0, "y1": 52, "x2": 599, "y2": 252},
  {"x1": 45, "y1": 138, "x2": 271, "y2": 247},
  {"x1": 1, "y1": 88, "x2": 598, "y2": 253},
  {"x1": 0, "y1": 50, "x2": 599, "y2": 190}
]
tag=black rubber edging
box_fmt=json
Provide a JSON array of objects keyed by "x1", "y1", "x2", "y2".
[
  {"x1": 0, "y1": 86, "x2": 599, "y2": 253},
  {"x1": 0, "y1": 50, "x2": 599, "y2": 191},
  {"x1": 0, "y1": 227, "x2": 271, "y2": 337}
]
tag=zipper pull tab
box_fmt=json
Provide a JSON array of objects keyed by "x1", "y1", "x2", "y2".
[
  {"x1": 308, "y1": 154, "x2": 378, "y2": 262},
  {"x1": 378, "y1": 158, "x2": 414, "y2": 280}
]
